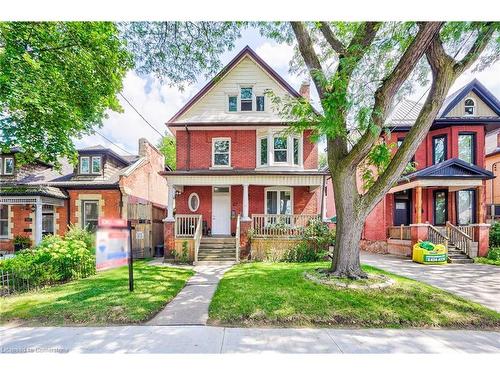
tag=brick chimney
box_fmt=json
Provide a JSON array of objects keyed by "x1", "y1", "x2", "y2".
[{"x1": 299, "y1": 81, "x2": 310, "y2": 100}]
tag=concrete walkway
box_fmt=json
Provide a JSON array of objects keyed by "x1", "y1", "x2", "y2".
[
  {"x1": 146, "y1": 265, "x2": 231, "y2": 325},
  {"x1": 361, "y1": 251, "x2": 500, "y2": 312},
  {"x1": 1, "y1": 325, "x2": 499, "y2": 353}
]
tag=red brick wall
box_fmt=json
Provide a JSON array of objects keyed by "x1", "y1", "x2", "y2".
[
  {"x1": 303, "y1": 129, "x2": 318, "y2": 169},
  {"x1": 67, "y1": 189, "x2": 122, "y2": 225}
]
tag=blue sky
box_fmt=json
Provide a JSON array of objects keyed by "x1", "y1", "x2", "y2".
[{"x1": 75, "y1": 27, "x2": 500, "y2": 156}]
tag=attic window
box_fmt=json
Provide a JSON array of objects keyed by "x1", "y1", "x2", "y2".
[
  {"x1": 80, "y1": 156, "x2": 102, "y2": 175},
  {"x1": 464, "y1": 98, "x2": 475, "y2": 115},
  {"x1": 228, "y1": 96, "x2": 237, "y2": 112},
  {"x1": 240, "y1": 87, "x2": 253, "y2": 111}
]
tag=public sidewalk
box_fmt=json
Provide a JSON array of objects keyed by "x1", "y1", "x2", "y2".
[
  {"x1": 1, "y1": 325, "x2": 499, "y2": 353},
  {"x1": 146, "y1": 264, "x2": 231, "y2": 325}
]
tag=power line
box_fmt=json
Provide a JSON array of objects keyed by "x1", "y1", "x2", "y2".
[{"x1": 94, "y1": 129, "x2": 134, "y2": 155}]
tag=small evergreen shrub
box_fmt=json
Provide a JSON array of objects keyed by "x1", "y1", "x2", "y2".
[{"x1": 489, "y1": 222, "x2": 500, "y2": 248}]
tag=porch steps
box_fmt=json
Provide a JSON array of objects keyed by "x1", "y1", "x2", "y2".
[
  {"x1": 197, "y1": 237, "x2": 237, "y2": 263},
  {"x1": 447, "y1": 244, "x2": 474, "y2": 264}
]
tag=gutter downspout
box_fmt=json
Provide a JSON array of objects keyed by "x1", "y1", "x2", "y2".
[
  {"x1": 491, "y1": 161, "x2": 500, "y2": 219},
  {"x1": 320, "y1": 174, "x2": 326, "y2": 222},
  {"x1": 185, "y1": 124, "x2": 191, "y2": 171}
]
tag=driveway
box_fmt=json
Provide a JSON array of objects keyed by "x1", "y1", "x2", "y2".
[
  {"x1": 361, "y1": 251, "x2": 500, "y2": 312},
  {"x1": 1, "y1": 325, "x2": 499, "y2": 353}
]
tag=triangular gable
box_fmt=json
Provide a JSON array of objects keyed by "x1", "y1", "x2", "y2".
[
  {"x1": 167, "y1": 46, "x2": 301, "y2": 124},
  {"x1": 439, "y1": 79, "x2": 500, "y2": 118},
  {"x1": 404, "y1": 158, "x2": 494, "y2": 180}
]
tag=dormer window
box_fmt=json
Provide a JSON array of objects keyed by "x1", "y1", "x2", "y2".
[
  {"x1": 464, "y1": 98, "x2": 475, "y2": 115},
  {"x1": 0, "y1": 157, "x2": 14, "y2": 175},
  {"x1": 80, "y1": 156, "x2": 102, "y2": 175},
  {"x1": 240, "y1": 87, "x2": 253, "y2": 111}
]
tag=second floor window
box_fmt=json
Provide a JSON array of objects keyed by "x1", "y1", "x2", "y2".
[
  {"x1": 273, "y1": 137, "x2": 288, "y2": 162},
  {"x1": 260, "y1": 137, "x2": 268, "y2": 165},
  {"x1": 212, "y1": 138, "x2": 231, "y2": 167},
  {"x1": 228, "y1": 96, "x2": 237, "y2": 112},
  {"x1": 458, "y1": 133, "x2": 475, "y2": 164},
  {"x1": 256, "y1": 96, "x2": 265, "y2": 111},
  {"x1": 0, "y1": 157, "x2": 14, "y2": 175},
  {"x1": 240, "y1": 87, "x2": 253, "y2": 111},
  {"x1": 433, "y1": 135, "x2": 447, "y2": 164}
]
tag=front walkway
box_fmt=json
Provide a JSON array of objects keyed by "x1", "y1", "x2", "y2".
[
  {"x1": 361, "y1": 251, "x2": 500, "y2": 312},
  {"x1": 1, "y1": 325, "x2": 499, "y2": 353},
  {"x1": 146, "y1": 264, "x2": 231, "y2": 325}
]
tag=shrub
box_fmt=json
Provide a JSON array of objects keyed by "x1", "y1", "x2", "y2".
[
  {"x1": 489, "y1": 222, "x2": 500, "y2": 248},
  {"x1": 487, "y1": 247, "x2": 500, "y2": 261},
  {"x1": 284, "y1": 219, "x2": 335, "y2": 263},
  {"x1": 13, "y1": 235, "x2": 31, "y2": 251},
  {"x1": 64, "y1": 224, "x2": 95, "y2": 253}
]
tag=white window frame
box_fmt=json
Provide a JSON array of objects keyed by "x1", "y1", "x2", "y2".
[
  {"x1": 188, "y1": 192, "x2": 200, "y2": 212},
  {"x1": 211, "y1": 138, "x2": 232, "y2": 168},
  {"x1": 464, "y1": 97, "x2": 475, "y2": 116},
  {"x1": 3, "y1": 157, "x2": 14, "y2": 175},
  {"x1": 42, "y1": 205, "x2": 55, "y2": 236},
  {"x1": 258, "y1": 136, "x2": 269, "y2": 166},
  {"x1": 227, "y1": 93, "x2": 238, "y2": 113},
  {"x1": 273, "y1": 136, "x2": 289, "y2": 164},
  {"x1": 264, "y1": 186, "x2": 294, "y2": 216},
  {"x1": 0, "y1": 204, "x2": 10, "y2": 239},
  {"x1": 256, "y1": 130, "x2": 304, "y2": 169},
  {"x1": 239, "y1": 86, "x2": 254, "y2": 112},
  {"x1": 91, "y1": 156, "x2": 102, "y2": 174},
  {"x1": 80, "y1": 156, "x2": 90, "y2": 174},
  {"x1": 82, "y1": 200, "x2": 99, "y2": 231}
]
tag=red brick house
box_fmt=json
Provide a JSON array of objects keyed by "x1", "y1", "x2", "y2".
[
  {"x1": 0, "y1": 138, "x2": 167, "y2": 256},
  {"x1": 162, "y1": 46, "x2": 328, "y2": 262},
  {"x1": 358, "y1": 79, "x2": 500, "y2": 261}
]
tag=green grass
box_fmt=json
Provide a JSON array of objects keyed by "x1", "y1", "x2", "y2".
[
  {"x1": 0, "y1": 261, "x2": 194, "y2": 326},
  {"x1": 209, "y1": 262, "x2": 500, "y2": 329},
  {"x1": 475, "y1": 257, "x2": 500, "y2": 266}
]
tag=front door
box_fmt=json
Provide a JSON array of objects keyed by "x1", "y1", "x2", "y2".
[
  {"x1": 433, "y1": 190, "x2": 448, "y2": 226},
  {"x1": 394, "y1": 191, "x2": 411, "y2": 226},
  {"x1": 212, "y1": 186, "x2": 231, "y2": 235}
]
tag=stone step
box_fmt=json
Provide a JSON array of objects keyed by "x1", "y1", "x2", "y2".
[
  {"x1": 194, "y1": 260, "x2": 236, "y2": 266},
  {"x1": 201, "y1": 237, "x2": 235, "y2": 242},
  {"x1": 448, "y1": 257, "x2": 474, "y2": 264},
  {"x1": 199, "y1": 243, "x2": 236, "y2": 249},
  {"x1": 197, "y1": 256, "x2": 236, "y2": 261},
  {"x1": 198, "y1": 250, "x2": 236, "y2": 256}
]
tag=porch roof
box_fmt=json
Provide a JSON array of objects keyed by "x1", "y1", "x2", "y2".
[{"x1": 0, "y1": 184, "x2": 67, "y2": 200}]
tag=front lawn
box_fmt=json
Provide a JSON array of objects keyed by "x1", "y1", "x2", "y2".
[
  {"x1": 0, "y1": 261, "x2": 193, "y2": 325},
  {"x1": 209, "y1": 262, "x2": 500, "y2": 329}
]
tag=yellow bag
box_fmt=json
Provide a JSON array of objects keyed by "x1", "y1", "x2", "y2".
[{"x1": 412, "y1": 241, "x2": 448, "y2": 265}]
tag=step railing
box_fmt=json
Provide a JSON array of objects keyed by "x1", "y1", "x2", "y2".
[
  {"x1": 457, "y1": 225, "x2": 475, "y2": 241},
  {"x1": 387, "y1": 225, "x2": 411, "y2": 240},
  {"x1": 428, "y1": 224, "x2": 449, "y2": 249},
  {"x1": 193, "y1": 216, "x2": 203, "y2": 263},
  {"x1": 235, "y1": 214, "x2": 241, "y2": 262},
  {"x1": 446, "y1": 222, "x2": 473, "y2": 257},
  {"x1": 251, "y1": 214, "x2": 320, "y2": 238},
  {"x1": 175, "y1": 214, "x2": 202, "y2": 237}
]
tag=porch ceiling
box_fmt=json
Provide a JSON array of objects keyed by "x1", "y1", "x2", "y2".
[
  {"x1": 0, "y1": 195, "x2": 66, "y2": 206},
  {"x1": 388, "y1": 178, "x2": 483, "y2": 194}
]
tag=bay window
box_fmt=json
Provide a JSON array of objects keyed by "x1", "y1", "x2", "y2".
[
  {"x1": 273, "y1": 137, "x2": 288, "y2": 162},
  {"x1": 260, "y1": 137, "x2": 268, "y2": 166}
]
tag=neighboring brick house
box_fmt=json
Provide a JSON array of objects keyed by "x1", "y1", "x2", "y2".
[
  {"x1": 162, "y1": 46, "x2": 328, "y2": 262},
  {"x1": 0, "y1": 138, "x2": 167, "y2": 254},
  {"x1": 351, "y1": 79, "x2": 500, "y2": 261},
  {"x1": 485, "y1": 130, "x2": 500, "y2": 218}
]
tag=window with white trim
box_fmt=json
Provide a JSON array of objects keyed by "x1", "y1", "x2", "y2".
[
  {"x1": 82, "y1": 200, "x2": 99, "y2": 232},
  {"x1": 91, "y1": 156, "x2": 102, "y2": 174},
  {"x1": 80, "y1": 156, "x2": 90, "y2": 174},
  {"x1": 259, "y1": 137, "x2": 268, "y2": 166},
  {"x1": 0, "y1": 205, "x2": 8, "y2": 238},
  {"x1": 265, "y1": 188, "x2": 293, "y2": 215},
  {"x1": 188, "y1": 193, "x2": 200, "y2": 212},
  {"x1": 80, "y1": 156, "x2": 102, "y2": 175},
  {"x1": 212, "y1": 138, "x2": 231, "y2": 167},
  {"x1": 464, "y1": 98, "x2": 475, "y2": 115},
  {"x1": 293, "y1": 137, "x2": 300, "y2": 165},
  {"x1": 240, "y1": 87, "x2": 253, "y2": 111},
  {"x1": 228, "y1": 96, "x2": 237, "y2": 112},
  {"x1": 273, "y1": 136, "x2": 288, "y2": 163},
  {"x1": 0, "y1": 157, "x2": 14, "y2": 175}
]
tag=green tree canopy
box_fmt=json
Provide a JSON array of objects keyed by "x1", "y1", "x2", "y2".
[
  {"x1": 0, "y1": 22, "x2": 133, "y2": 166},
  {"x1": 158, "y1": 134, "x2": 176, "y2": 170}
]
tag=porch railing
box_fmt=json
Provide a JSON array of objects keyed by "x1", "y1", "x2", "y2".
[
  {"x1": 387, "y1": 225, "x2": 411, "y2": 240},
  {"x1": 251, "y1": 214, "x2": 320, "y2": 238},
  {"x1": 428, "y1": 224, "x2": 449, "y2": 248},
  {"x1": 235, "y1": 214, "x2": 241, "y2": 262},
  {"x1": 193, "y1": 216, "x2": 203, "y2": 263},
  {"x1": 175, "y1": 214, "x2": 202, "y2": 237},
  {"x1": 447, "y1": 222, "x2": 473, "y2": 257},
  {"x1": 457, "y1": 225, "x2": 475, "y2": 241}
]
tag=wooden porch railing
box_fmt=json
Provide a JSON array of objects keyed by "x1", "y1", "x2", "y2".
[
  {"x1": 175, "y1": 214, "x2": 202, "y2": 237},
  {"x1": 428, "y1": 224, "x2": 449, "y2": 248},
  {"x1": 447, "y1": 222, "x2": 473, "y2": 257},
  {"x1": 193, "y1": 216, "x2": 202, "y2": 263},
  {"x1": 235, "y1": 214, "x2": 241, "y2": 262},
  {"x1": 251, "y1": 214, "x2": 320, "y2": 238},
  {"x1": 387, "y1": 225, "x2": 411, "y2": 240},
  {"x1": 457, "y1": 225, "x2": 475, "y2": 241}
]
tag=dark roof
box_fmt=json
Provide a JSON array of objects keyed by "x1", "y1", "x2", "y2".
[
  {"x1": 401, "y1": 158, "x2": 494, "y2": 181},
  {"x1": 167, "y1": 45, "x2": 303, "y2": 124},
  {"x1": 77, "y1": 145, "x2": 134, "y2": 166},
  {"x1": 0, "y1": 184, "x2": 68, "y2": 199},
  {"x1": 161, "y1": 169, "x2": 328, "y2": 176}
]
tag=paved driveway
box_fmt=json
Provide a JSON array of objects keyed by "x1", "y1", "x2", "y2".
[{"x1": 361, "y1": 251, "x2": 500, "y2": 312}]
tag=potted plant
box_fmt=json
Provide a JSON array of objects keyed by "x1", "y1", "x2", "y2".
[{"x1": 13, "y1": 235, "x2": 31, "y2": 252}]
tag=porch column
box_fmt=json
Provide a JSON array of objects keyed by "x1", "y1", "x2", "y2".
[
  {"x1": 477, "y1": 184, "x2": 485, "y2": 224},
  {"x1": 242, "y1": 183, "x2": 250, "y2": 221},
  {"x1": 321, "y1": 186, "x2": 327, "y2": 222},
  {"x1": 415, "y1": 186, "x2": 423, "y2": 224},
  {"x1": 34, "y1": 202, "x2": 43, "y2": 245},
  {"x1": 165, "y1": 184, "x2": 175, "y2": 222}
]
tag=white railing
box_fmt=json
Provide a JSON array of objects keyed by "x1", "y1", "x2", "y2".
[
  {"x1": 251, "y1": 214, "x2": 320, "y2": 238},
  {"x1": 235, "y1": 214, "x2": 241, "y2": 262},
  {"x1": 447, "y1": 222, "x2": 473, "y2": 257},
  {"x1": 175, "y1": 214, "x2": 202, "y2": 237},
  {"x1": 387, "y1": 225, "x2": 411, "y2": 240},
  {"x1": 193, "y1": 216, "x2": 203, "y2": 263}
]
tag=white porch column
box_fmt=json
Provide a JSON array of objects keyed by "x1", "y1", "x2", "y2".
[
  {"x1": 321, "y1": 188, "x2": 327, "y2": 222},
  {"x1": 242, "y1": 183, "x2": 250, "y2": 221},
  {"x1": 34, "y1": 202, "x2": 43, "y2": 245},
  {"x1": 166, "y1": 184, "x2": 176, "y2": 222}
]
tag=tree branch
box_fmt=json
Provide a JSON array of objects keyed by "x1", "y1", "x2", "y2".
[
  {"x1": 343, "y1": 22, "x2": 443, "y2": 168},
  {"x1": 346, "y1": 22, "x2": 381, "y2": 58},
  {"x1": 318, "y1": 22, "x2": 346, "y2": 55},
  {"x1": 454, "y1": 23, "x2": 495, "y2": 74},
  {"x1": 290, "y1": 22, "x2": 325, "y2": 98}
]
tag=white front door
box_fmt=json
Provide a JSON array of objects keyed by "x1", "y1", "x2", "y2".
[{"x1": 212, "y1": 187, "x2": 231, "y2": 235}]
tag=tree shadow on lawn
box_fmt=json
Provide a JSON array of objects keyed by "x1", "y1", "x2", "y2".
[
  {"x1": 1, "y1": 263, "x2": 193, "y2": 326},
  {"x1": 210, "y1": 262, "x2": 500, "y2": 329}
]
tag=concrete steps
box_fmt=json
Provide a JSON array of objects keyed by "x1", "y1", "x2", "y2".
[{"x1": 447, "y1": 245, "x2": 474, "y2": 264}]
